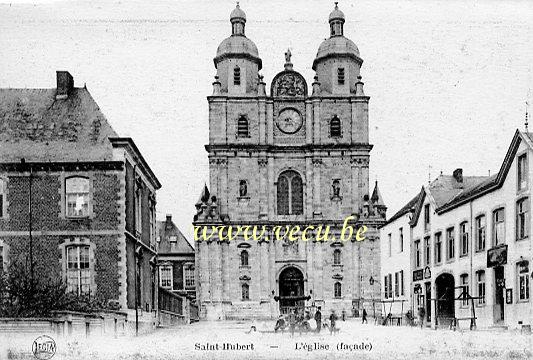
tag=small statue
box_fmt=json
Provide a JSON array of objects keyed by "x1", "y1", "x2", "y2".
[
  {"x1": 285, "y1": 48, "x2": 292, "y2": 63},
  {"x1": 332, "y1": 179, "x2": 341, "y2": 198},
  {"x1": 239, "y1": 180, "x2": 248, "y2": 197}
]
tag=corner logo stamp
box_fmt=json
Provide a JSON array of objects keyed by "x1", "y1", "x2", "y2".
[{"x1": 32, "y1": 335, "x2": 56, "y2": 360}]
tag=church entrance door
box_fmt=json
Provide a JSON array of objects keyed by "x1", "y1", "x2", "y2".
[{"x1": 278, "y1": 267, "x2": 305, "y2": 315}]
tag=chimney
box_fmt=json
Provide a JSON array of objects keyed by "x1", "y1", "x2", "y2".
[
  {"x1": 165, "y1": 214, "x2": 172, "y2": 222},
  {"x1": 453, "y1": 168, "x2": 463, "y2": 184},
  {"x1": 56, "y1": 71, "x2": 74, "y2": 100}
]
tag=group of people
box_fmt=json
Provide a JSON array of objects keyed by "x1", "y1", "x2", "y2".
[{"x1": 274, "y1": 307, "x2": 343, "y2": 335}]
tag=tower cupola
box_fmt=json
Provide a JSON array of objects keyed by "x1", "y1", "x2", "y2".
[
  {"x1": 213, "y1": 3, "x2": 262, "y2": 95},
  {"x1": 329, "y1": 2, "x2": 345, "y2": 36}
]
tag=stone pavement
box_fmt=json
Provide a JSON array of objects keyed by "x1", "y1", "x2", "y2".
[{"x1": 1, "y1": 319, "x2": 532, "y2": 359}]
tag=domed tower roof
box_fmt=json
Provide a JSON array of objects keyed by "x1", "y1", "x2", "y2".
[
  {"x1": 312, "y1": 2, "x2": 362, "y2": 70},
  {"x1": 213, "y1": 3, "x2": 262, "y2": 70},
  {"x1": 329, "y1": 2, "x2": 345, "y2": 22}
]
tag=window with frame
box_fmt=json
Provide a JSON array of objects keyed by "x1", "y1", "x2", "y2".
[
  {"x1": 434, "y1": 232, "x2": 442, "y2": 264},
  {"x1": 159, "y1": 265, "x2": 173, "y2": 289},
  {"x1": 518, "y1": 153, "x2": 528, "y2": 191},
  {"x1": 334, "y1": 282, "x2": 342, "y2": 298},
  {"x1": 333, "y1": 249, "x2": 342, "y2": 265},
  {"x1": 424, "y1": 237, "x2": 430, "y2": 265},
  {"x1": 277, "y1": 170, "x2": 303, "y2": 215},
  {"x1": 184, "y1": 263, "x2": 195, "y2": 288},
  {"x1": 384, "y1": 275, "x2": 388, "y2": 299},
  {"x1": 399, "y1": 228, "x2": 404, "y2": 253},
  {"x1": 0, "y1": 244, "x2": 4, "y2": 275},
  {"x1": 135, "y1": 186, "x2": 142, "y2": 234},
  {"x1": 387, "y1": 273, "x2": 392, "y2": 298},
  {"x1": 237, "y1": 115, "x2": 249, "y2": 137},
  {"x1": 330, "y1": 116, "x2": 341, "y2": 137},
  {"x1": 476, "y1": 270, "x2": 486, "y2": 305},
  {"x1": 233, "y1": 66, "x2": 241, "y2": 85},
  {"x1": 240, "y1": 250, "x2": 249, "y2": 266},
  {"x1": 65, "y1": 177, "x2": 89, "y2": 218},
  {"x1": 518, "y1": 261, "x2": 530, "y2": 301},
  {"x1": 424, "y1": 204, "x2": 430, "y2": 231},
  {"x1": 414, "y1": 239, "x2": 421, "y2": 268},
  {"x1": 460, "y1": 273, "x2": 469, "y2": 307},
  {"x1": 149, "y1": 200, "x2": 155, "y2": 248},
  {"x1": 460, "y1": 221, "x2": 469, "y2": 256},
  {"x1": 337, "y1": 68, "x2": 345, "y2": 85},
  {"x1": 516, "y1": 198, "x2": 529, "y2": 241},
  {"x1": 66, "y1": 245, "x2": 91, "y2": 295},
  {"x1": 475, "y1": 215, "x2": 486, "y2": 251},
  {"x1": 446, "y1": 227, "x2": 455, "y2": 260},
  {"x1": 394, "y1": 272, "x2": 399, "y2": 297},
  {"x1": 0, "y1": 179, "x2": 4, "y2": 218},
  {"x1": 493, "y1": 208, "x2": 505, "y2": 246},
  {"x1": 400, "y1": 270, "x2": 404, "y2": 296},
  {"x1": 242, "y1": 283, "x2": 249, "y2": 300}
]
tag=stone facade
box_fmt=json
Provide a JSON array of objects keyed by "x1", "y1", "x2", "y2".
[
  {"x1": 0, "y1": 71, "x2": 161, "y2": 320},
  {"x1": 381, "y1": 130, "x2": 533, "y2": 330},
  {"x1": 194, "y1": 4, "x2": 387, "y2": 320}
]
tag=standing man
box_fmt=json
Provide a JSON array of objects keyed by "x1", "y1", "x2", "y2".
[
  {"x1": 362, "y1": 307, "x2": 368, "y2": 324},
  {"x1": 329, "y1": 310, "x2": 338, "y2": 335},
  {"x1": 418, "y1": 306, "x2": 426, "y2": 329},
  {"x1": 314, "y1": 307, "x2": 322, "y2": 333}
]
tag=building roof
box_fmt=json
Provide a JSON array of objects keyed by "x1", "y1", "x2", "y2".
[
  {"x1": 157, "y1": 215, "x2": 194, "y2": 255},
  {"x1": 329, "y1": 3, "x2": 345, "y2": 22},
  {"x1": 437, "y1": 130, "x2": 532, "y2": 213},
  {"x1": 0, "y1": 87, "x2": 118, "y2": 162},
  {"x1": 385, "y1": 192, "x2": 422, "y2": 225}
]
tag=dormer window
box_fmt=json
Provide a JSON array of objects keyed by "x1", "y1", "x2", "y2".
[
  {"x1": 233, "y1": 66, "x2": 241, "y2": 86},
  {"x1": 330, "y1": 116, "x2": 341, "y2": 137},
  {"x1": 237, "y1": 115, "x2": 249, "y2": 137},
  {"x1": 337, "y1": 68, "x2": 345, "y2": 85}
]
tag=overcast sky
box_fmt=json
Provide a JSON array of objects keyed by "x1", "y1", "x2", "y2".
[{"x1": 1, "y1": 0, "x2": 532, "y2": 241}]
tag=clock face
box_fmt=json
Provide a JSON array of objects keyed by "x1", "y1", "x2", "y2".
[{"x1": 276, "y1": 108, "x2": 303, "y2": 134}]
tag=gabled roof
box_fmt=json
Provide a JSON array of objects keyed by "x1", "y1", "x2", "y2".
[
  {"x1": 0, "y1": 88, "x2": 118, "y2": 162},
  {"x1": 385, "y1": 191, "x2": 421, "y2": 226},
  {"x1": 437, "y1": 130, "x2": 530, "y2": 213},
  {"x1": 157, "y1": 217, "x2": 194, "y2": 254}
]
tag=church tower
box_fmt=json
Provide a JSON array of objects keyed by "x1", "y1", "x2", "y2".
[{"x1": 195, "y1": 3, "x2": 386, "y2": 321}]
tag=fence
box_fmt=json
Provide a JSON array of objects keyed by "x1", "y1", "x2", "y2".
[{"x1": 158, "y1": 287, "x2": 189, "y2": 326}]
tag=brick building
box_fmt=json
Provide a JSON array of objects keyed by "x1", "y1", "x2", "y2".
[
  {"x1": 381, "y1": 130, "x2": 533, "y2": 330},
  {"x1": 156, "y1": 214, "x2": 195, "y2": 300},
  {"x1": 194, "y1": 4, "x2": 386, "y2": 320},
  {"x1": 0, "y1": 71, "x2": 161, "y2": 324}
]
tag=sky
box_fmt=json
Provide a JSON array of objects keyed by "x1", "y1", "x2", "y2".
[{"x1": 0, "y1": 0, "x2": 532, "y2": 241}]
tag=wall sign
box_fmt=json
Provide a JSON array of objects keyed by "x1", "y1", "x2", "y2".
[
  {"x1": 487, "y1": 244, "x2": 508, "y2": 268},
  {"x1": 424, "y1": 266, "x2": 431, "y2": 279},
  {"x1": 506, "y1": 289, "x2": 513, "y2": 304},
  {"x1": 413, "y1": 269, "x2": 423, "y2": 282}
]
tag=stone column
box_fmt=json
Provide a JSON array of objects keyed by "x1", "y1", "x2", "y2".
[
  {"x1": 305, "y1": 101, "x2": 313, "y2": 144},
  {"x1": 361, "y1": 159, "x2": 369, "y2": 200},
  {"x1": 312, "y1": 158, "x2": 322, "y2": 218},
  {"x1": 258, "y1": 98, "x2": 266, "y2": 145},
  {"x1": 350, "y1": 157, "x2": 361, "y2": 213},
  {"x1": 305, "y1": 157, "x2": 313, "y2": 219},
  {"x1": 260, "y1": 240, "x2": 268, "y2": 301},
  {"x1": 212, "y1": 242, "x2": 222, "y2": 304},
  {"x1": 268, "y1": 158, "x2": 275, "y2": 217},
  {"x1": 266, "y1": 101, "x2": 274, "y2": 145},
  {"x1": 223, "y1": 241, "x2": 230, "y2": 302},
  {"x1": 258, "y1": 158, "x2": 268, "y2": 218},
  {"x1": 313, "y1": 99, "x2": 321, "y2": 144}
]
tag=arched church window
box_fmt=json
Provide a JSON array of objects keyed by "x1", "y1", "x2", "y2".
[
  {"x1": 233, "y1": 66, "x2": 241, "y2": 86},
  {"x1": 277, "y1": 170, "x2": 303, "y2": 215},
  {"x1": 330, "y1": 116, "x2": 341, "y2": 137},
  {"x1": 242, "y1": 283, "x2": 249, "y2": 300},
  {"x1": 333, "y1": 249, "x2": 342, "y2": 265},
  {"x1": 337, "y1": 68, "x2": 345, "y2": 85},
  {"x1": 240, "y1": 250, "x2": 249, "y2": 266},
  {"x1": 334, "y1": 282, "x2": 342, "y2": 298},
  {"x1": 237, "y1": 115, "x2": 249, "y2": 137}
]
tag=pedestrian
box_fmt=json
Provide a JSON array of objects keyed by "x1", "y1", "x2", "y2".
[
  {"x1": 288, "y1": 309, "x2": 297, "y2": 337},
  {"x1": 362, "y1": 307, "x2": 368, "y2": 324},
  {"x1": 314, "y1": 307, "x2": 322, "y2": 333},
  {"x1": 329, "y1": 310, "x2": 338, "y2": 335},
  {"x1": 418, "y1": 306, "x2": 426, "y2": 329}
]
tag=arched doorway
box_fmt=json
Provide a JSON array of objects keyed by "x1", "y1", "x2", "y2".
[
  {"x1": 435, "y1": 273, "x2": 455, "y2": 325},
  {"x1": 278, "y1": 267, "x2": 305, "y2": 314}
]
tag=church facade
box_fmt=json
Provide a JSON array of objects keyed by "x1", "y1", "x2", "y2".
[{"x1": 194, "y1": 4, "x2": 387, "y2": 320}]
